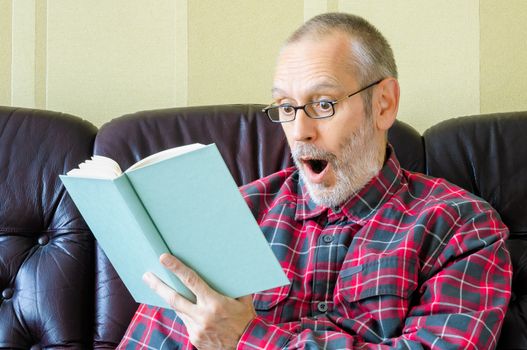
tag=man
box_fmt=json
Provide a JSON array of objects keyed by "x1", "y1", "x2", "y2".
[{"x1": 118, "y1": 13, "x2": 511, "y2": 349}]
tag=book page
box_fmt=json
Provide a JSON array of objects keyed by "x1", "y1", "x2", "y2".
[
  {"x1": 66, "y1": 155, "x2": 122, "y2": 179},
  {"x1": 65, "y1": 144, "x2": 205, "y2": 179},
  {"x1": 126, "y1": 143, "x2": 205, "y2": 172}
]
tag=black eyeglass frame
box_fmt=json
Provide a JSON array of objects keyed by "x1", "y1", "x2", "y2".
[{"x1": 262, "y1": 79, "x2": 383, "y2": 123}]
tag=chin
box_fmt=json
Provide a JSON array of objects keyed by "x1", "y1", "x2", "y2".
[
  {"x1": 302, "y1": 176, "x2": 354, "y2": 208},
  {"x1": 301, "y1": 163, "x2": 380, "y2": 208},
  {"x1": 309, "y1": 190, "x2": 348, "y2": 208}
]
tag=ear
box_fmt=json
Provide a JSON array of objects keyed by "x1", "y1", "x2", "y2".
[{"x1": 372, "y1": 78, "x2": 400, "y2": 131}]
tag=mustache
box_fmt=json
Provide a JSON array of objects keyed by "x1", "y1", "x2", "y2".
[{"x1": 291, "y1": 143, "x2": 337, "y2": 163}]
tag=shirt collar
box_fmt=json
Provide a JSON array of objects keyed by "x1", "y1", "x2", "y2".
[{"x1": 295, "y1": 145, "x2": 403, "y2": 223}]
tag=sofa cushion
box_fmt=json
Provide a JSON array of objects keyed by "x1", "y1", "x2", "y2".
[
  {"x1": 423, "y1": 111, "x2": 527, "y2": 349},
  {"x1": 424, "y1": 111, "x2": 527, "y2": 235},
  {"x1": 0, "y1": 107, "x2": 97, "y2": 349}
]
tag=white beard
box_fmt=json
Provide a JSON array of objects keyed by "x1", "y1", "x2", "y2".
[{"x1": 292, "y1": 118, "x2": 383, "y2": 208}]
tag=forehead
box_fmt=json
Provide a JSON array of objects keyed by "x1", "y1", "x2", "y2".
[{"x1": 273, "y1": 33, "x2": 357, "y2": 95}]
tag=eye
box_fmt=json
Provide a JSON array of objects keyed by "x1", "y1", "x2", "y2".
[
  {"x1": 315, "y1": 100, "x2": 334, "y2": 112},
  {"x1": 280, "y1": 104, "x2": 295, "y2": 116}
]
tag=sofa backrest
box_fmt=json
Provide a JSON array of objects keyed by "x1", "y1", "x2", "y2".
[
  {"x1": 0, "y1": 107, "x2": 97, "y2": 348},
  {"x1": 424, "y1": 111, "x2": 527, "y2": 350},
  {"x1": 92, "y1": 104, "x2": 425, "y2": 345}
]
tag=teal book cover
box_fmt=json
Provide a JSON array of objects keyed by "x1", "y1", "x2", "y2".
[{"x1": 60, "y1": 144, "x2": 289, "y2": 308}]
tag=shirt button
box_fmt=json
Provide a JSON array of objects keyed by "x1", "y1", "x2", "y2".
[
  {"x1": 322, "y1": 234, "x2": 334, "y2": 243},
  {"x1": 317, "y1": 301, "x2": 328, "y2": 313}
]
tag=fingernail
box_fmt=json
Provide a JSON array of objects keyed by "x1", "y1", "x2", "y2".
[{"x1": 160, "y1": 254, "x2": 171, "y2": 266}]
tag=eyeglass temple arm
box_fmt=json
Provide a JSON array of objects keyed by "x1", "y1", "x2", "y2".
[{"x1": 346, "y1": 79, "x2": 384, "y2": 98}]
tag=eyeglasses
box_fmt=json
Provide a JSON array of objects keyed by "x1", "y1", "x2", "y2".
[{"x1": 262, "y1": 79, "x2": 383, "y2": 123}]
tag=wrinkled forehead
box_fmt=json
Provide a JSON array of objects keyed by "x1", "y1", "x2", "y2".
[
  {"x1": 279, "y1": 31, "x2": 353, "y2": 64},
  {"x1": 273, "y1": 33, "x2": 358, "y2": 95},
  {"x1": 286, "y1": 30, "x2": 359, "y2": 60}
]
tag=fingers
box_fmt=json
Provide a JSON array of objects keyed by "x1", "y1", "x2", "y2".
[
  {"x1": 159, "y1": 253, "x2": 217, "y2": 300},
  {"x1": 143, "y1": 271, "x2": 194, "y2": 315},
  {"x1": 144, "y1": 256, "x2": 257, "y2": 348}
]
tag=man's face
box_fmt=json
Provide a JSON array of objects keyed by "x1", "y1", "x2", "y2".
[{"x1": 272, "y1": 33, "x2": 385, "y2": 207}]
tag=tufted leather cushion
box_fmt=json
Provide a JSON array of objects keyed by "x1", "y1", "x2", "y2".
[
  {"x1": 423, "y1": 111, "x2": 527, "y2": 349},
  {"x1": 92, "y1": 104, "x2": 424, "y2": 345},
  {"x1": 0, "y1": 107, "x2": 97, "y2": 349},
  {"x1": 387, "y1": 117, "x2": 425, "y2": 173}
]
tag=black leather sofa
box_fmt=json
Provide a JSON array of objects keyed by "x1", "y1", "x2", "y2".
[{"x1": 0, "y1": 105, "x2": 525, "y2": 349}]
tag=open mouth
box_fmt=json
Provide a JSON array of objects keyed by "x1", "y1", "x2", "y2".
[{"x1": 304, "y1": 159, "x2": 329, "y2": 174}]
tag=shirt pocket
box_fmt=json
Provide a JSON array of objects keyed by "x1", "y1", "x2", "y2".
[
  {"x1": 336, "y1": 255, "x2": 419, "y2": 304},
  {"x1": 335, "y1": 256, "x2": 419, "y2": 340},
  {"x1": 253, "y1": 282, "x2": 292, "y2": 311}
]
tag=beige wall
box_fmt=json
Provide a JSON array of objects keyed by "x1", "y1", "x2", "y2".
[
  {"x1": 1, "y1": 1, "x2": 526, "y2": 131},
  {"x1": 188, "y1": 0, "x2": 303, "y2": 106},
  {"x1": 0, "y1": 0, "x2": 11, "y2": 106},
  {"x1": 45, "y1": 0, "x2": 181, "y2": 126},
  {"x1": 480, "y1": 0, "x2": 527, "y2": 114}
]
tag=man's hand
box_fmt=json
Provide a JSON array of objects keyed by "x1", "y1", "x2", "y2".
[{"x1": 143, "y1": 253, "x2": 257, "y2": 350}]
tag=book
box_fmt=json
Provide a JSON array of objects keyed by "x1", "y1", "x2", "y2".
[{"x1": 60, "y1": 143, "x2": 289, "y2": 308}]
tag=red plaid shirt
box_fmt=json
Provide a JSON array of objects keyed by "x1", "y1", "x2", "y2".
[{"x1": 118, "y1": 148, "x2": 511, "y2": 349}]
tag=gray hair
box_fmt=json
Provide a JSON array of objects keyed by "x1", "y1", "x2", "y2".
[{"x1": 285, "y1": 13, "x2": 397, "y2": 115}]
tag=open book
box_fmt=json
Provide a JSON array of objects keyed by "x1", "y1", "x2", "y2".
[{"x1": 60, "y1": 143, "x2": 289, "y2": 308}]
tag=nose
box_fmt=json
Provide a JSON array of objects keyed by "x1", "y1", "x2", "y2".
[{"x1": 290, "y1": 109, "x2": 317, "y2": 142}]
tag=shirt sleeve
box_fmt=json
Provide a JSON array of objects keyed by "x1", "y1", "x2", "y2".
[{"x1": 237, "y1": 209, "x2": 512, "y2": 350}]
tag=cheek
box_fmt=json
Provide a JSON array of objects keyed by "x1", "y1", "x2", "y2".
[
  {"x1": 318, "y1": 122, "x2": 353, "y2": 154},
  {"x1": 281, "y1": 124, "x2": 294, "y2": 145}
]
